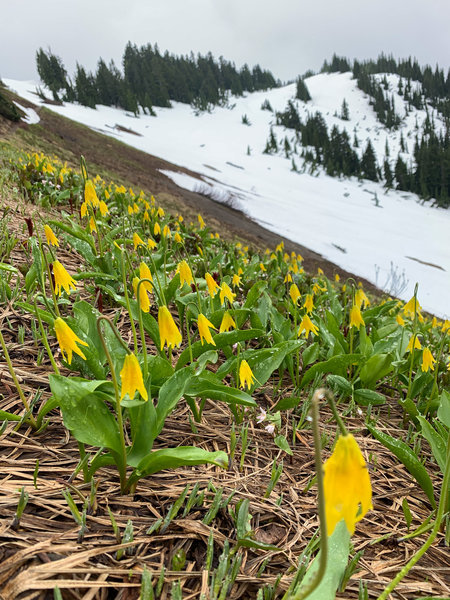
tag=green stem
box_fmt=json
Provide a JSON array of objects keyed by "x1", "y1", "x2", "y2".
[
  {"x1": 406, "y1": 284, "x2": 419, "y2": 399},
  {"x1": 148, "y1": 254, "x2": 166, "y2": 305},
  {"x1": 120, "y1": 251, "x2": 138, "y2": 354},
  {"x1": 290, "y1": 390, "x2": 328, "y2": 600},
  {"x1": 33, "y1": 296, "x2": 60, "y2": 375},
  {"x1": 77, "y1": 441, "x2": 91, "y2": 483},
  {"x1": 0, "y1": 330, "x2": 37, "y2": 429},
  {"x1": 38, "y1": 238, "x2": 60, "y2": 318},
  {"x1": 136, "y1": 278, "x2": 153, "y2": 378},
  {"x1": 324, "y1": 388, "x2": 348, "y2": 437},
  {"x1": 96, "y1": 316, "x2": 128, "y2": 494},
  {"x1": 376, "y1": 433, "x2": 450, "y2": 600}
]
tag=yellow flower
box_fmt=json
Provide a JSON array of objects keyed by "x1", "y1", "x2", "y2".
[
  {"x1": 133, "y1": 203, "x2": 139, "y2": 214},
  {"x1": 174, "y1": 232, "x2": 182, "y2": 243},
  {"x1": 197, "y1": 313, "x2": 216, "y2": 345},
  {"x1": 298, "y1": 314, "x2": 319, "y2": 338},
  {"x1": 303, "y1": 294, "x2": 314, "y2": 314},
  {"x1": 177, "y1": 260, "x2": 194, "y2": 287},
  {"x1": 154, "y1": 222, "x2": 161, "y2": 236},
  {"x1": 133, "y1": 232, "x2": 145, "y2": 250},
  {"x1": 157, "y1": 207, "x2": 165, "y2": 218},
  {"x1": 323, "y1": 434, "x2": 372, "y2": 536},
  {"x1": 406, "y1": 335, "x2": 422, "y2": 352},
  {"x1": 147, "y1": 237, "x2": 157, "y2": 249},
  {"x1": 44, "y1": 225, "x2": 59, "y2": 247},
  {"x1": 349, "y1": 305, "x2": 365, "y2": 329},
  {"x1": 54, "y1": 317, "x2": 88, "y2": 364},
  {"x1": 239, "y1": 359, "x2": 255, "y2": 389},
  {"x1": 128, "y1": 205, "x2": 134, "y2": 215},
  {"x1": 421, "y1": 347, "x2": 436, "y2": 372},
  {"x1": 84, "y1": 179, "x2": 99, "y2": 207},
  {"x1": 143, "y1": 210, "x2": 150, "y2": 222},
  {"x1": 220, "y1": 282, "x2": 236, "y2": 305},
  {"x1": 99, "y1": 200, "x2": 109, "y2": 216},
  {"x1": 89, "y1": 216, "x2": 97, "y2": 233},
  {"x1": 133, "y1": 277, "x2": 150, "y2": 313},
  {"x1": 284, "y1": 273, "x2": 293, "y2": 283},
  {"x1": 139, "y1": 262, "x2": 153, "y2": 291},
  {"x1": 53, "y1": 260, "x2": 76, "y2": 296},
  {"x1": 163, "y1": 224, "x2": 171, "y2": 238},
  {"x1": 205, "y1": 272, "x2": 220, "y2": 298},
  {"x1": 232, "y1": 274, "x2": 241, "y2": 287},
  {"x1": 334, "y1": 273, "x2": 340, "y2": 282},
  {"x1": 104, "y1": 189, "x2": 110, "y2": 200},
  {"x1": 219, "y1": 311, "x2": 236, "y2": 333},
  {"x1": 442, "y1": 320, "x2": 450, "y2": 333},
  {"x1": 317, "y1": 267, "x2": 324, "y2": 276},
  {"x1": 355, "y1": 288, "x2": 370, "y2": 309},
  {"x1": 120, "y1": 353, "x2": 148, "y2": 402},
  {"x1": 403, "y1": 295, "x2": 422, "y2": 319},
  {"x1": 80, "y1": 201, "x2": 88, "y2": 218},
  {"x1": 396, "y1": 313, "x2": 405, "y2": 327},
  {"x1": 260, "y1": 263, "x2": 266, "y2": 272},
  {"x1": 158, "y1": 305, "x2": 182, "y2": 350},
  {"x1": 289, "y1": 283, "x2": 301, "y2": 305},
  {"x1": 197, "y1": 214, "x2": 205, "y2": 229}
]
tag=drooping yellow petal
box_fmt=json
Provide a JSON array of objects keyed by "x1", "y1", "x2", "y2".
[
  {"x1": 406, "y1": 335, "x2": 422, "y2": 353},
  {"x1": 303, "y1": 294, "x2": 314, "y2": 314},
  {"x1": 54, "y1": 317, "x2": 88, "y2": 364},
  {"x1": 84, "y1": 179, "x2": 99, "y2": 207},
  {"x1": 120, "y1": 353, "x2": 148, "y2": 401},
  {"x1": 177, "y1": 260, "x2": 194, "y2": 287},
  {"x1": 349, "y1": 305, "x2": 365, "y2": 329},
  {"x1": 239, "y1": 359, "x2": 255, "y2": 389},
  {"x1": 289, "y1": 283, "x2": 301, "y2": 305},
  {"x1": 220, "y1": 282, "x2": 236, "y2": 305},
  {"x1": 53, "y1": 260, "x2": 76, "y2": 296},
  {"x1": 355, "y1": 288, "x2": 370, "y2": 309},
  {"x1": 99, "y1": 200, "x2": 109, "y2": 216},
  {"x1": 44, "y1": 225, "x2": 59, "y2": 247},
  {"x1": 139, "y1": 262, "x2": 153, "y2": 292},
  {"x1": 323, "y1": 434, "x2": 372, "y2": 536},
  {"x1": 205, "y1": 272, "x2": 220, "y2": 298},
  {"x1": 403, "y1": 295, "x2": 422, "y2": 319},
  {"x1": 297, "y1": 314, "x2": 319, "y2": 338},
  {"x1": 421, "y1": 347, "x2": 436, "y2": 372},
  {"x1": 158, "y1": 305, "x2": 182, "y2": 350},
  {"x1": 133, "y1": 276, "x2": 150, "y2": 313},
  {"x1": 197, "y1": 313, "x2": 216, "y2": 345},
  {"x1": 133, "y1": 232, "x2": 145, "y2": 250},
  {"x1": 219, "y1": 311, "x2": 236, "y2": 333}
]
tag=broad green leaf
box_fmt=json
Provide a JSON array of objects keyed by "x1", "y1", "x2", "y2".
[
  {"x1": 136, "y1": 447, "x2": 228, "y2": 477},
  {"x1": 437, "y1": 390, "x2": 450, "y2": 428},
  {"x1": 49, "y1": 218, "x2": 96, "y2": 252},
  {"x1": 155, "y1": 367, "x2": 194, "y2": 436},
  {"x1": 244, "y1": 281, "x2": 267, "y2": 308},
  {"x1": 127, "y1": 400, "x2": 158, "y2": 467},
  {"x1": 295, "y1": 520, "x2": 350, "y2": 600},
  {"x1": 359, "y1": 353, "x2": 393, "y2": 389},
  {"x1": 49, "y1": 374, "x2": 121, "y2": 453},
  {"x1": 353, "y1": 388, "x2": 386, "y2": 406},
  {"x1": 185, "y1": 373, "x2": 256, "y2": 407},
  {"x1": 326, "y1": 374, "x2": 352, "y2": 397},
  {"x1": 274, "y1": 434, "x2": 293, "y2": 456},
  {"x1": 367, "y1": 423, "x2": 436, "y2": 508},
  {"x1": 272, "y1": 396, "x2": 301, "y2": 411},
  {"x1": 303, "y1": 342, "x2": 320, "y2": 366},
  {"x1": 300, "y1": 354, "x2": 362, "y2": 388},
  {"x1": 417, "y1": 416, "x2": 447, "y2": 473}
]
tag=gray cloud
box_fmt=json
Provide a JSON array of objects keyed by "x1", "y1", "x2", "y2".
[{"x1": 1, "y1": 0, "x2": 449, "y2": 82}]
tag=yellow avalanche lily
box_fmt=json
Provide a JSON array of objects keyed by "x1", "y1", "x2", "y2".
[
  {"x1": 220, "y1": 282, "x2": 236, "y2": 305},
  {"x1": 349, "y1": 304, "x2": 365, "y2": 329},
  {"x1": 421, "y1": 347, "x2": 436, "y2": 372},
  {"x1": 133, "y1": 277, "x2": 150, "y2": 313},
  {"x1": 53, "y1": 260, "x2": 76, "y2": 296},
  {"x1": 54, "y1": 317, "x2": 88, "y2": 364},
  {"x1": 120, "y1": 353, "x2": 148, "y2": 402},
  {"x1": 219, "y1": 311, "x2": 236, "y2": 333},
  {"x1": 44, "y1": 225, "x2": 59, "y2": 247},
  {"x1": 197, "y1": 313, "x2": 216, "y2": 345},
  {"x1": 323, "y1": 433, "x2": 372, "y2": 536},
  {"x1": 239, "y1": 359, "x2": 255, "y2": 390},
  {"x1": 205, "y1": 272, "x2": 220, "y2": 298},
  {"x1": 297, "y1": 314, "x2": 319, "y2": 338},
  {"x1": 177, "y1": 260, "x2": 194, "y2": 287},
  {"x1": 158, "y1": 305, "x2": 182, "y2": 350}
]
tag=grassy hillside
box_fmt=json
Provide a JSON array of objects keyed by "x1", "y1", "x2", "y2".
[{"x1": 0, "y1": 101, "x2": 449, "y2": 599}]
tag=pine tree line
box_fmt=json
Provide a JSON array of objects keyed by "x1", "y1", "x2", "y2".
[
  {"x1": 266, "y1": 100, "x2": 450, "y2": 206},
  {"x1": 36, "y1": 45, "x2": 279, "y2": 114}
]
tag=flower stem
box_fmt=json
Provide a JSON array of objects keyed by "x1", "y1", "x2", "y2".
[
  {"x1": 96, "y1": 316, "x2": 128, "y2": 494},
  {"x1": 135, "y1": 278, "x2": 153, "y2": 378},
  {"x1": 0, "y1": 330, "x2": 37, "y2": 429},
  {"x1": 33, "y1": 296, "x2": 60, "y2": 375},
  {"x1": 290, "y1": 389, "x2": 328, "y2": 600},
  {"x1": 120, "y1": 251, "x2": 138, "y2": 354}
]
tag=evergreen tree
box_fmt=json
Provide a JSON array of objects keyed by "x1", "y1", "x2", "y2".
[
  {"x1": 361, "y1": 140, "x2": 378, "y2": 181},
  {"x1": 296, "y1": 77, "x2": 311, "y2": 102},
  {"x1": 384, "y1": 159, "x2": 394, "y2": 188},
  {"x1": 340, "y1": 98, "x2": 350, "y2": 120},
  {"x1": 36, "y1": 48, "x2": 68, "y2": 100}
]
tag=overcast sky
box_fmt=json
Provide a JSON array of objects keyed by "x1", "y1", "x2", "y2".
[{"x1": 1, "y1": 0, "x2": 449, "y2": 83}]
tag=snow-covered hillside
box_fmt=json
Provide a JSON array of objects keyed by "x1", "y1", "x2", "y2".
[{"x1": 4, "y1": 74, "x2": 449, "y2": 318}]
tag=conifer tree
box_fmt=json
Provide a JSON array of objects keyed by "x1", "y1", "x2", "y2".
[
  {"x1": 296, "y1": 77, "x2": 311, "y2": 102},
  {"x1": 361, "y1": 140, "x2": 378, "y2": 181}
]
